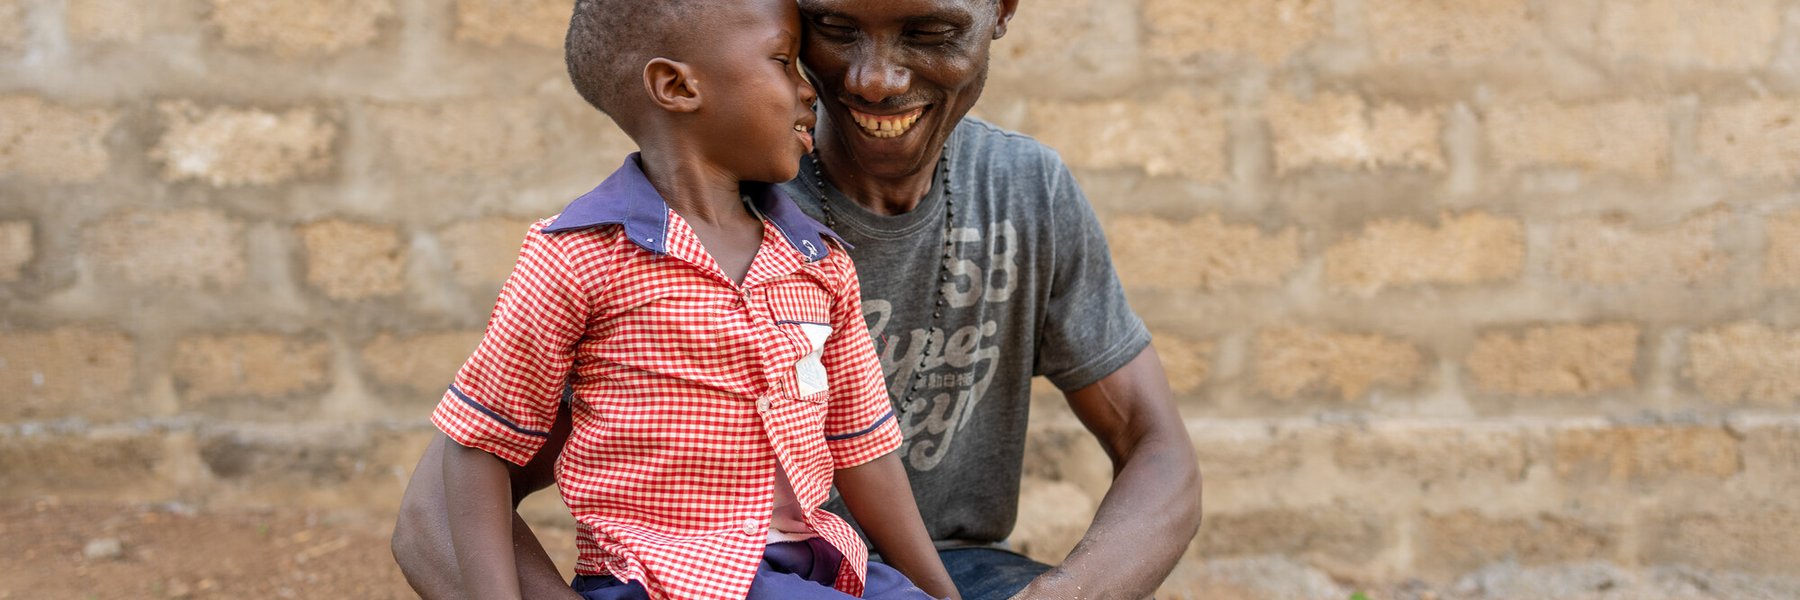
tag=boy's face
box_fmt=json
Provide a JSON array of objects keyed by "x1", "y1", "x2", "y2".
[
  {"x1": 690, "y1": 0, "x2": 819, "y2": 183},
  {"x1": 796, "y1": 0, "x2": 1011, "y2": 181}
]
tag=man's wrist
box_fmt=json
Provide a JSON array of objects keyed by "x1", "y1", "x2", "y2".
[{"x1": 1011, "y1": 566, "x2": 1083, "y2": 599}]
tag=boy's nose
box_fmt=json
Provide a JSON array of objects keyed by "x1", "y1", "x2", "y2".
[{"x1": 797, "y1": 73, "x2": 818, "y2": 106}]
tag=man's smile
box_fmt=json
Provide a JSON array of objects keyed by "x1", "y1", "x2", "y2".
[{"x1": 848, "y1": 106, "x2": 927, "y2": 139}]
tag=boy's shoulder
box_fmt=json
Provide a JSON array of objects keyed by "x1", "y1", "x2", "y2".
[
  {"x1": 533, "y1": 155, "x2": 676, "y2": 253},
  {"x1": 526, "y1": 215, "x2": 626, "y2": 249},
  {"x1": 508, "y1": 215, "x2": 634, "y2": 293}
]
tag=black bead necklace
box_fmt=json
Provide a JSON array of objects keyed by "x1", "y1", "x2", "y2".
[{"x1": 812, "y1": 145, "x2": 955, "y2": 413}]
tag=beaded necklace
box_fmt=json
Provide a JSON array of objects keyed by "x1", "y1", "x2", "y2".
[{"x1": 812, "y1": 144, "x2": 955, "y2": 413}]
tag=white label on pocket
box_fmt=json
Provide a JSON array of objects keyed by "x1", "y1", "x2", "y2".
[{"x1": 794, "y1": 323, "x2": 832, "y2": 396}]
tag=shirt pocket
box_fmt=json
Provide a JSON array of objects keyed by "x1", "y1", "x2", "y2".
[
  {"x1": 788, "y1": 323, "x2": 832, "y2": 397},
  {"x1": 764, "y1": 277, "x2": 835, "y2": 397}
]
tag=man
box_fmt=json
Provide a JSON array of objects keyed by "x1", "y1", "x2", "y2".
[{"x1": 391, "y1": 0, "x2": 1202, "y2": 598}]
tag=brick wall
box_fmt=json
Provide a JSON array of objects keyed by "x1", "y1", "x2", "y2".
[{"x1": 3, "y1": 0, "x2": 1798, "y2": 595}]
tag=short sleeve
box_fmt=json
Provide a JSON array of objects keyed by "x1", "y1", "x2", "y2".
[
  {"x1": 430, "y1": 223, "x2": 591, "y2": 466},
  {"x1": 818, "y1": 253, "x2": 902, "y2": 469},
  {"x1": 1035, "y1": 159, "x2": 1153, "y2": 391}
]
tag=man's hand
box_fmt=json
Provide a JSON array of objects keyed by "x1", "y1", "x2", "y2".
[{"x1": 1016, "y1": 346, "x2": 1202, "y2": 600}]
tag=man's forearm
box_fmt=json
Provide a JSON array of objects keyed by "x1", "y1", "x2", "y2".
[
  {"x1": 1020, "y1": 347, "x2": 1202, "y2": 599},
  {"x1": 1025, "y1": 433, "x2": 1201, "y2": 599}
]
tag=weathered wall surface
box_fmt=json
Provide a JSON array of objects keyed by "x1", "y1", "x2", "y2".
[{"x1": 3, "y1": 0, "x2": 1799, "y2": 597}]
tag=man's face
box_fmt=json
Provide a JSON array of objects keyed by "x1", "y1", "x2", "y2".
[{"x1": 797, "y1": 0, "x2": 1013, "y2": 181}]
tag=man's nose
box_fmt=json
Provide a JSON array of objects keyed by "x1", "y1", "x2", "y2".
[{"x1": 845, "y1": 46, "x2": 910, "y2": 104}]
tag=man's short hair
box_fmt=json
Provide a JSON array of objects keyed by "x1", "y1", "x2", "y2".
[{"x1": 565, "y1": 0, "x2": 702, "y2": 121}]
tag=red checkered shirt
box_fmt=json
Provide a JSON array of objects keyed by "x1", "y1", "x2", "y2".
[{"x1": 431, "y1": 156, "x2": 901, "y2": 600}]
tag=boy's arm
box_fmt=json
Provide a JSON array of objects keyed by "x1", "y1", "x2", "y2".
[
  {"x1": 835, "y1": 451, "x2": 961, "y2": 600},
  {"x1": 399, "y1": 221, "x2": 594, "y2": 600},
  {"x1": 391, "y1": 423, "x2": 578, "y2": 600},
  {"x1": 816, "y1": 252, "x2": 958, "y2": 598},
  {"x1": 442, "y1": 440, "x2": 526, "y2": 600}
]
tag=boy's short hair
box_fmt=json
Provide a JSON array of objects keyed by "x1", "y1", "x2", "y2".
[{"x1": 565, "y1": 0, "x2": 702, "y2": 123}]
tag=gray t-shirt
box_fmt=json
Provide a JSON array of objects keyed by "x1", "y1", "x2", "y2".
[{"x1": 782, "y1": 117, "x2": 1151, "y2": 547}]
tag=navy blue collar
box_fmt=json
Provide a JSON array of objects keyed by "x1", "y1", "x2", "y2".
[{"x1": 543, "y1": 154, "x2": 847, "y2": 262}]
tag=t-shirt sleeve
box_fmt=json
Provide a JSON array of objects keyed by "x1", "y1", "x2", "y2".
[
  {"x1": 820, "y1": 251, "x2": 903, "y2": 470},
  {"x1": 1035, "y1": 158, "x2": 1153, "y2": 392},
  {"x1": 430, "y1": 223, "x2": 590, "y2": 466}
]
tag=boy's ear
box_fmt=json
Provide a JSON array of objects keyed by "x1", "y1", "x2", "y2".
[{"x1": 644, "y1": 58, "x2": 702, "y2": 113}]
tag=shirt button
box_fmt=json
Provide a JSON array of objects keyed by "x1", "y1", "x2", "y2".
[
  {"x1": 756, "y1": 398, "x2": 772, "y2": 413},
  {"x1": 742, "y1": 517, "x2": 758, "y2": 535}
]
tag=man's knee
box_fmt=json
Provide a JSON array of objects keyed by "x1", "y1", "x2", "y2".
[
  {"x1": 390, "y1": 508, "x2": 419, "y2": 570},
  {"x1": 939, "y1": 548, "x2": 1051, "y2": 600},
  {"x1": 390, "y1": 499, "x2": 434, "y2": 589}
]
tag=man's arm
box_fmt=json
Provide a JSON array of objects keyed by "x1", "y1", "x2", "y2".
[
  {"x1": 391, "y1": 403, "x2": 578, "y2": 600},
  {"x1": 1013, "y1": 346, "x2": 1201, "y2": 600},
  {"x1": 837, "y1": 451, "x2": 962, "y2": 600}
]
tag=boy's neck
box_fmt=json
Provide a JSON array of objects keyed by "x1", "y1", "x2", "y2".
[
  {"x1": 632, "y1": 143, "x2": 765, "y2": 286},
  {"x1": 635, "y1": 146, "x2": 753, "y2": 229}
]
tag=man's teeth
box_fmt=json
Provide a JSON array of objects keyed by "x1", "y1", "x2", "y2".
[{"x1": 851, "y1": 110, "x2": 922, "y2": 139}]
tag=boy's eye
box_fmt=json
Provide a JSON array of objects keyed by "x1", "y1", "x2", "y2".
[{"x1": 774, "y1": 56, "x2": 792, "y2": 65}]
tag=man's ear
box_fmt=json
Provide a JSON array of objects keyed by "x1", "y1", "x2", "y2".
[
  {"x1": 644, "y1": 58, "x2": 701, "y2": 113},
  {"x1": 993, "y1": 0, "x2": 1019, "y2": 40}
]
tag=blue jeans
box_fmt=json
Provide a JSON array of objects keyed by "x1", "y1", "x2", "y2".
[{"x1": 938, "y1": 547, "x2": 1053, "y2": 600}]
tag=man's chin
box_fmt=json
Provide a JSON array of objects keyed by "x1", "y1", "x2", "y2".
[{"x1": 837, "y1": 121, "x2": 942, "y2": 179}]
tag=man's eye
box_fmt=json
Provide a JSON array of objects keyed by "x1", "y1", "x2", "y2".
[
  {"x1": 774, "y1": 56, "x2": 792, "y2": 65},
  {"x1": 813, "y1": 18, "x2": 855, "y2": 36},
  {"x1": 908, "y1": 28, "x2": 956, "y2": 43}
]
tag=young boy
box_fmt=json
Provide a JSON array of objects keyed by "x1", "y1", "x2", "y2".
[{"x1": 430, "y1": 1, "x2": 960, "y2": 599}]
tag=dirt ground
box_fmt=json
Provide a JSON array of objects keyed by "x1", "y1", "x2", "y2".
[
  {"x1": 0, "y1": 498, "x2": 416, "y2": 600},
  {"x1": 9, "y1": 498, "x2": 1795, "y2": 600}
]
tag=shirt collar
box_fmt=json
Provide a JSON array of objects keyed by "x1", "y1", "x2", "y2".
[{"x1": 543, "y1": 153, "x2": 847, "y2": 262}]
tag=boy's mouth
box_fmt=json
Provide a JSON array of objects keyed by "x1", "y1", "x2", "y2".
[
  {"x1": 794, "y1": 123, "x2": 814, "y2": 154},
  {"x1": 848, "y1": 107, "x2": 925, "y2": 139}
]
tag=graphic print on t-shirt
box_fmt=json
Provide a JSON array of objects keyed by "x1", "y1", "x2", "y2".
[{"x1": 863, "y1": 220, "x2": 1018, "y2": 472}]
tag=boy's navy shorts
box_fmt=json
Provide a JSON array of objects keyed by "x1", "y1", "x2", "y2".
[{"x1": 570, "y1": 537, "x2": 941, "y2": 599}]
